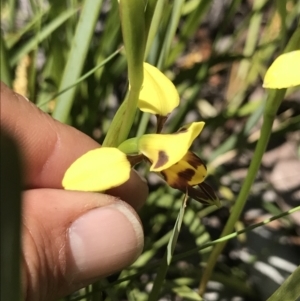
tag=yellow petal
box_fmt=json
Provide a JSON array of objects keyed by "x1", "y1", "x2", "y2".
[
  {"x1": 161, "y1": 151, "x2": 207, "y2": 189},
  {"x1": 138, "y1": 62, "x2": 179, "y2": 116},
  {"x1": 263, "y1": 50, "x2": 300, "y2": 89},
  {"x1": 138, "y1": 122, "x2": 205, "y2": 172},
  {"x1": 62, "y1": 147, "x2": 130, "y2": 191}
]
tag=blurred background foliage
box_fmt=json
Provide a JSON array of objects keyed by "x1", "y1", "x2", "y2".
[{"x1": 1, "y1": 0, "x2": 300, "y2": 300}]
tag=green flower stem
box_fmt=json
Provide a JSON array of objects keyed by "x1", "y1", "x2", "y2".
[
  {"x1": 198, "y1": 88, "x2": 286, "y2": 295},
  {"x1": 119, "y1": 0, "x2": 145, "y2": 145},
  {"x1": 103, "y1": 0, "x2": 145, "y2": 146},
  {"x1": 136, "y1": 112, "x2": 151, "y2": 137},
  {"x1": 117, "y1": 88, "x2": 141, "y2": 146},
  {"x1": 119, "y1": 0, "x2": 145, "y2": 90},
  {"x1": 103, "y1": 88, "x2": 142, "y2": 147}
]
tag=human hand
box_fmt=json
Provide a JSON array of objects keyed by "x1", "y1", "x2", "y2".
[{"x1": 0, "y1": 82, "x2": 148, "y2": 301}]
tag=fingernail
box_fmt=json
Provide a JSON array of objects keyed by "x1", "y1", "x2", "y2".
[{"x1": 68, "y1": 202, "x2": 143, "y2": 281}]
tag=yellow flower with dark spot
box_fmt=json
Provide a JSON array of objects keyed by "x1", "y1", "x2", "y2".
[
  {"x1": 62, "y1": 122, "x2": 219, "y2": 206},
  {"x1": 135, "y1": 121, "x2": 218, "y2": 206}
]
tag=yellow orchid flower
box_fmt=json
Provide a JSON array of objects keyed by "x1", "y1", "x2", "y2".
[
  {"x1": 138, "y1": 63, "x2": 180, "y2": 117},
  {"x1": 119, "y1": 121, "x2": 219, "y2": 206},
  {"x1": 62, "y1": 122, "x2": 218, "y2": 206}
]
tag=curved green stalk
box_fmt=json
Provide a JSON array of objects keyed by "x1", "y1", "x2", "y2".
[
  {"x1": 198, "y1": 88, "x2": 286, "y2": 295},
  {"x1": 136, "y1": 112, "x2": 151, "y2": 137},
  {"x1": 117, "y1": 88, "x2": 141, "y2": 145}
]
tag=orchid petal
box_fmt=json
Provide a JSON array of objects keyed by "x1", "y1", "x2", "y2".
[
  {"x1": 263, "y1": 50, "x2": 300, "y2": 89},
  {"x1": 138, "y1": 122, "x2": 205, "y2": 171},
  {"x1": 161, "y1": 151, "x2": 207, "y2": 189},
  {"x1": 138, "y1": 63, "x2": 180, "y2": 116},
  {"x1": 62, "y1": 147, "x2": 130, "y2": 191}
]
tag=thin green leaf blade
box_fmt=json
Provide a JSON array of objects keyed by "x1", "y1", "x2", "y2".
[
  {"x1": 52, "y1": 0, "x2": 103, "y2": 123},
  {"x1": 0, "y1": 34, "x2": 12, "y2": 87},
  {"x1": 267, "y1": 265, "x2": 300, "y2": 301},
  {"x1": 148, "y1": 195, "x2": 187, "y2": 301},
  {"x1": 10, "y1": 7, "x2": 78, "y2": 66}
]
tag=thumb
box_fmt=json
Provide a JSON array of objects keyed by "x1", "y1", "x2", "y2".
[{"x1": 22, "y1": 189, "x2": 144, "y2": 301}]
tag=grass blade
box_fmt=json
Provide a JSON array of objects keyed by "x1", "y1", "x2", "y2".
[
  {"x1": 148, "y1": 195, "x2": 187, "y2": 301},
  {"x1": 5, "y1": 9, "x2": 49, "y2": 49},
  {"x1": 266, "y1": 265, "x2": 300, "y2": 301},
  {"x1": 10, "y1": 7, "x2": 78, "y2": 66},
  {"x1": 52, "y1": 0, "x2": 103, "y2": 123},
  {"x1": 157, "y1": 0, "x2": 185, "y2": 68},
  {"x1": 37, "y1": 47, "x2": 121, "y2": 108},
  {"x1": 0, "y1": 34, "x2": 12, "y2": 87}
]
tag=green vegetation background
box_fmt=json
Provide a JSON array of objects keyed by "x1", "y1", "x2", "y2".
[{"x1": 1, "y1": 0, "x2": 300, "y2": 300}]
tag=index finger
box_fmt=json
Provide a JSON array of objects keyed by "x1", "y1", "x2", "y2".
[{"x1": 0, "y1": 82, "x2": 148, "y2": 208}]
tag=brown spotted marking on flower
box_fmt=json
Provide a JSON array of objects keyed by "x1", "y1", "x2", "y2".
[
  {"x1": 186, "y1": 152, "x2": 207, "y2": 170},
  {"x1": 154, "y1": 150, "x2": 169, "y2": 169},
  {"x1": 178, "y1": 168, "x2": 196, "y2": 184},
  {"x1": 160, "y1": 152, "x2": 206, "y2": 188}
]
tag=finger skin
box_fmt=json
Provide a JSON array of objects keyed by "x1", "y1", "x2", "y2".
[
  {"x1": 0, "y1": 82, "x2": 148, "y2": 208},
  {"x1": 1, "y1": 82, "x2": 96, "y2": 188},
  {"x1": 22, "y1": 189, "x2": 144, "y2": 301}
]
